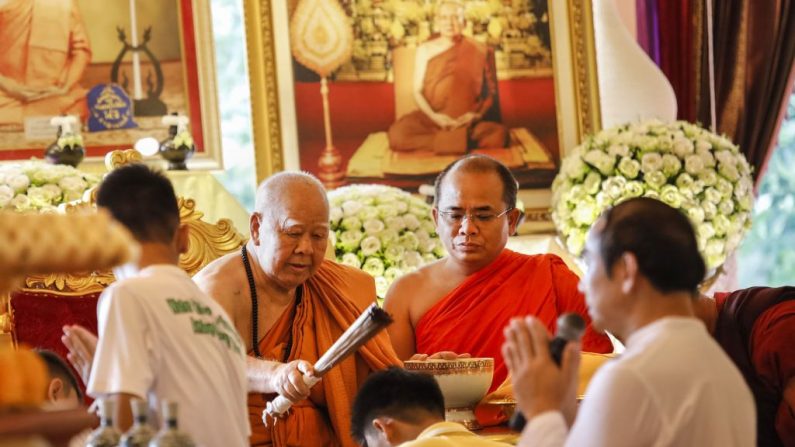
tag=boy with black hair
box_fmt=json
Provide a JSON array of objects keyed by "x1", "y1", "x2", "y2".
[
  {"x1": 62, "y1": 164, "x2": 249, "y2": 446},
  {"x1": 351, "y1": 367, "x2": 510, "y2": 447},
  {"x1": 36, "y1": 349, "x2": 83, "y2": 410}
]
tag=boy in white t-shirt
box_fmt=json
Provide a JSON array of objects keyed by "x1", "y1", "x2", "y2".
[{"x1": 64, "y1": 164, "x2": 249, "y2": 446}]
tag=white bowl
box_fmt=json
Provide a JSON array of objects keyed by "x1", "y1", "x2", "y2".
[{"x1": 404, "y1": 358, "x2": 494, "y2": 429}]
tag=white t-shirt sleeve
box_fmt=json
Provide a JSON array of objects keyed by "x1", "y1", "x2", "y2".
[
  {"x1": 565, "y1": 362, "x2": 661, "y2": 447},
  {"x1": 518, "y1": 411, "x2": 568, "y2": 447},
  {"x1": 87, "y1": 284, "x2": 154, "y2": 399}
]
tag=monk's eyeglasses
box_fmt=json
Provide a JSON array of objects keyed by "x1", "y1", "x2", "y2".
[{"x1": 436, "y1": 207, "x2": 513, "y2": 225}]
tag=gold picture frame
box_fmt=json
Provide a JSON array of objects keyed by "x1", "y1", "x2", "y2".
[
  {"x1": 0, "y1": 0, "x2": 222, "y2": 171},
  {"x1": 244, "y1": 0, "x2": 601, "y2": 224}
]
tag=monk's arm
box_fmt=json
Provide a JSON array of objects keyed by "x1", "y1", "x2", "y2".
[{"x1": 383, "y1": 277, "x2": 416, "y2": 361}]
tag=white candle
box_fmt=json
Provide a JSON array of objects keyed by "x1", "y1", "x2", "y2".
[{"x1": 129, "y1": 0, "x2": 143, "y2": 100}]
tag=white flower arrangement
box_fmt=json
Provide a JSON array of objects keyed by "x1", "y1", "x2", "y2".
[
  {"x1": 552, "y1": 120, "x2": 754, "y2": 270},
  {"x1": 0, "y1": 161, "x2": 100, "y2": 212},
  {"x1": 328, "y1": 184, "x2": 446, "y2": 300}
]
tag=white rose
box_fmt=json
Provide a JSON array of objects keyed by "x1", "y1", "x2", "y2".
[
  {"x1": 362, "y1": 257, "x2": 385, "y2": 277},
  {"x1": 662, "y1": 154, "x2": 682, "y2": 177},
  {"x1": 385, "y1": 216, "x2": 407, "y2": 232},
  {"x1": 413, "y1": 229, "x2": 431, "y2": 242},
  {"x1": 330, "y1": 206, "x2": 344, "y2": 225},
  {"x1": 704, "y1": 187, "x2": 722, "y2": 204},
  {"x1": 584, "y1": 150, "x2": 616, "y2": 176},
  {"x1": 617, "y1": 157, "x2": 640, "y2": 179},
  {"x1": 403, "y1": 213, "x2": 421, "y2": 230},
  {"x1": 341, "y1": 216, "x2": 363, "y2": 231},
  {"x1": 418, "y1": 238, "x2": 436, "y2": 254},
  {"x1": 0, "y1": 185, "x2": 13, "y2": 208},
  {"x1": 58, "y1": 175, "x2": 88, "y2": 193},
  {"x1": 607, "y1": 144, "x2": 630, "y2": 158},
  {"x1": 687, "y1": 206, "x2": 705, "y2": 225},
  {"x1": 398, "y1": 233, "x2": 420, "y2": 251},
  {"x1": 358, "y1": 205, "x2": 380, "y2": 221},
  {"x1": 11, "y1": 194, "x2": 31, "y2": 211},
  {"x1": 602, "y1": 177, "x2": 627, "y2": 199},
  {"x1": 697, "y1": 222, "x2": 716, "y2": 241},
  {"x1": 694, "y1": 138, "x2": 712, "y2": 153},
  {"x1": 384, "y1": 245, "x2": 405, "y2": 264},
  {"x1": 699, "y1": 169, "x2": 718, "y2": 186},
  {"x1": 713, "y1": 215, "x2": 731, "y2": 237},
  {"x1": 375, "y1": 276, "x2": 390, "y2": 299},
  {"x1": 582, "y1": 171, "x2": 602, "y2": 194},
  {"x1": 400, "y1": 250, "x2": 423, "y2": 269},
  {"x1": 673, "y1": 137, "x2": 695, "y2": 158},
  {"x1": 340, "y1": 252, "x2": 362, "y2": 269},
  {"x1": 572, "y1": 199, "x2": 598, "y2": 226},
  {"x1": 363, "y1": 218, "x2": 385, "y2": 235},
  {"x1": 377, "y1": 204, "x2": 399, "y2": 219},
  {"x1": 565, "y1": 231, "x2": 586, "y2": 256},
  {"x1": 7, "y1": 174, "x2": 30, "y2": 193},
  {"x1": 660, "y1": 185, "x2": 683, "y2": 209},
  {"x1": 641, "y1": 152, "x2": 663, "y2": 175},
  {"x1": 338, "y1": 230, "x2": 364, "y2": 251},
  {"x1": 360, "y1": 236, "x2": 382, "y2": 257},
  {"x1": 562, "y1": 155, "x2": 589, "y2": 181},
  {"x1": 395, "y1": 200, "x2": 409, "y2": 214},
  {"x1": 684, "y1": 154, "x2": 705, "y2": 175},
  {"x1": 342, "y1": 200, "x2": 363, "y2": 217},
  {"x1": 697, "y1": 149, "x2": 716, "y2": 168},
  {"x1": 645, "y1": 171, "x2": 668, "y2": 190},
  {"x1": 378, "y1": 229, "x2": 400, "y2": 246},
  {"x1": 718, "y1": 163, "x2": 740, "y2": 182},
  {"x1": 702, "y1": 201, "x2": 718, "y2": 220}
]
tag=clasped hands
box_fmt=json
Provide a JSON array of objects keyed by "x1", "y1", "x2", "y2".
[
  {"x1": 502, "y1": 317, "x2": 581, "y2": 423},
  {"x1": 432, "y1": 111, "x2": 480, "y2": 131},
  {"x1": 0, "y1": 75, "x2": 68, "y2": 102}
]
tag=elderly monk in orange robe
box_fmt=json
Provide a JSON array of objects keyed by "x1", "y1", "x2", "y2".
[
  {"x1": 195, "y1": 172, "x2": 401, "y2": 446},
  {"x1": 0, "y1": 0, "x2": 91, "y2": 126},
  {"x1": 387, "y1": 0, "x2": 507, "y2": 155},
  {"x1": 694, "y1": 287, "x2": 795, "y2": 446},
  {"x1": 384, "y1": 156, "x2": 612, "y2": 424}
]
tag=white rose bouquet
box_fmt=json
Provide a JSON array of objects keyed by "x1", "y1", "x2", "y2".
[
  {"x1": 328, "y1": 184, "x2": 446, "y2": 300},
  {"x1": 552, "y1": 120, "x2": 754, "y2": 270},
  {"x1": 0, "y1": 161, "x2": 100, "y2": 212}
]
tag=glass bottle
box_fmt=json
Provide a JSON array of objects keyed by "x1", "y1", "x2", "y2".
[
  {"x1": 85, "y1": 398, "x2": 121, "y2": 447},
  {"x1": 149, "y1": 401, "x2": 195, "y2": 447},
  {"x1": 120, "y1": 398, "x2": 156, "y2": 447}
]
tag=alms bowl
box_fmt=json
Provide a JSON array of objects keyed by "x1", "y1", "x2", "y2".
[{"x1": 404, "y1": 357, "x2": 494, "y2": 429}]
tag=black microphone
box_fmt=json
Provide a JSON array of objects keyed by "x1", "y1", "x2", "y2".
[{"x1": 508, "y1": 313, "x2": 586, "y2": 432}]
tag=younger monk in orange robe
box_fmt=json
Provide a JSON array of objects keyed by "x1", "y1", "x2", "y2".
[
  {"x1": 414, "y1": 250, "x2": 610, "y2": 393},
  {"x1": 195, "y1": 172, "x2": 402, "y2": 446},
  {"x1": 385, "y1": 156, "x2": 612, "y2": 425}
]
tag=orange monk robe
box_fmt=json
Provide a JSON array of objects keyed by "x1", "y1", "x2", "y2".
[
  {"x1": 387, "y1": 37, "x2": 507, "y2": 155},
  {"x1": 0, "y1": 0, "x2": 91, "y2": 125},
  {"x1": 248, "y1": 260, "x2": 402, "y2": 447},
  {"x1": 415, "y1": 250, "x2": 612, "y2": 394}
]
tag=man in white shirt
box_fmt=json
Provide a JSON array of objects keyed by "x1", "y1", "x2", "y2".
[
  {"x1": 63, "y1": 164, "x2": 249, "y2": 446},
  {"x1": 503, "y1": 197, "x2": 756, "y2": 446}
]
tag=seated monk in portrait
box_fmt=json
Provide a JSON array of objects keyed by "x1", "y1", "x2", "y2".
[
  {"x1": 384, "y1": 155, "x2": 613, "y2": 423},
  {"x1": 194, "y1": 172, "x2": 402, "y2": 447},
  {"x1": 387, "y1": 0, "x2": 507, "y2": 155}
]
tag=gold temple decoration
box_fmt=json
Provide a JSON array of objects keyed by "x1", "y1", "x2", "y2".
[
  {"x1": 177, "y1": 197, "x2": 247, "y2": 276},
  {"x1": 290, "y1": 0, "x2": 354, "y2": 188},
  {"x1": 104, "y1": 148, "x2": 144, "y2": 170}
]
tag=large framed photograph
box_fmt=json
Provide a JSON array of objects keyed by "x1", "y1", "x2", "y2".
[
  {"x1": 0, "y1": 0, "x2": 222, "y2": 169},
  {"x1": 245, "y1": 0, "x2": 600, "y2": 221}
]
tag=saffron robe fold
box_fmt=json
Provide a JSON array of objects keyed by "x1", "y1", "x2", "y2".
[
  {"x1": 714, "y1": 287, "x2": 795, "y2": 447},
  {"x1": 248, "y1": 260, "x2": 402, "y2": 446},
  {"x1": 415, "y1": 250, "x2": 612, "y2": 394}
]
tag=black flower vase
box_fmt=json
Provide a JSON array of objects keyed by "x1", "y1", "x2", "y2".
[
  {"x1": 159, "y1": 125, "x2": 195, "y2": 170},
  {"x1": 45, "y1": 129, "x2": 85, "y2": 167}
]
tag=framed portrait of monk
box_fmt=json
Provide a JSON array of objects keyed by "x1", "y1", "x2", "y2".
[
  {"x1": 0, "y1": 0, "x2": 222, "y2": 169},
  {"x1": 246, "y1": 0, "x2": 601, "y2": 221}
]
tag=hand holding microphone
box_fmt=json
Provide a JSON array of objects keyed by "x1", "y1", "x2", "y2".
[{"x1": 502, "y1": 313, "x2": 585, "y2": 431}]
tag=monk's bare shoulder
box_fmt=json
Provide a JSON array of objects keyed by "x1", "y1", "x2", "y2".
[
  {"x1": 384, "y1": 260, "x2": 444, "y2": 314},
  {"x1": 193, "y1": 252, "x2": 248, "y2": 327}
]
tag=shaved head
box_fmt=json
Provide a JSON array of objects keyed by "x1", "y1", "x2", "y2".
[
  {"x1": 434, "y1": 155, "x2": 518, "y2": 209},
  {"x1": 249, "y1": 171, "x2": 330, "y2": 290},
  {"x1": 255, "y1": 171, "x2": 329, "y2": 222}
]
